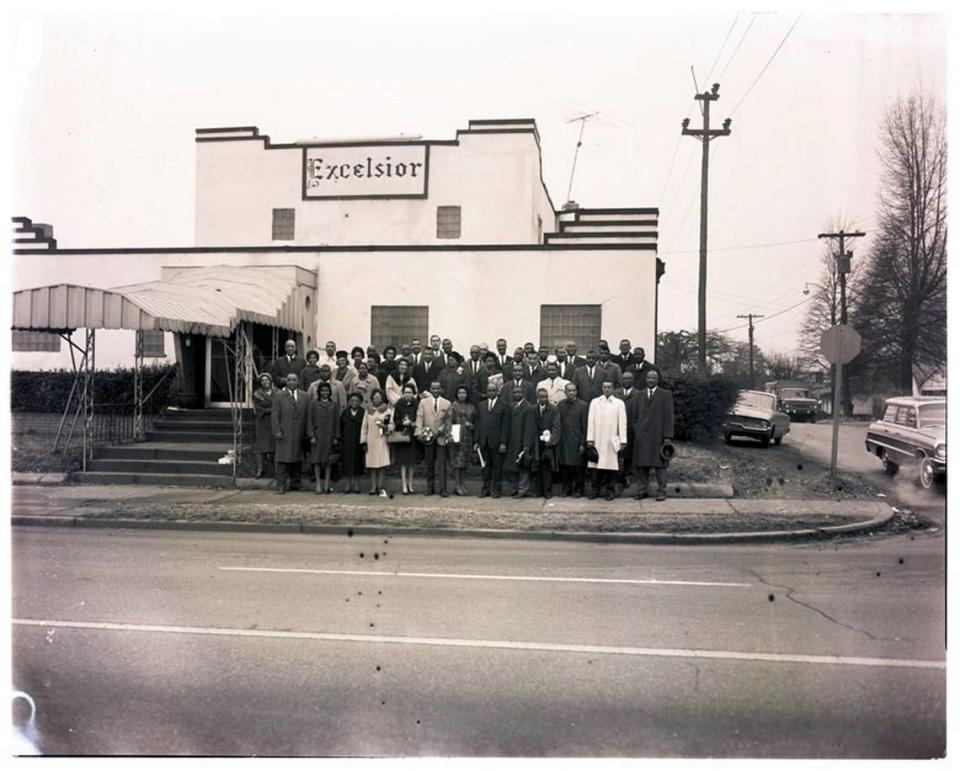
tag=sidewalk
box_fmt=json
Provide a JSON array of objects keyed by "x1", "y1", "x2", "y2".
[{"x1": 11, "y1": 483, "x2": 895, "y2": 544}]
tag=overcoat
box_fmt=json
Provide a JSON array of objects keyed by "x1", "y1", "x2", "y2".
[
  {"x1": 586, "y1": 395, "x2": 627, "y2": 470},
  {"x1": 557, "y1": 398, "x2": 589, "y2": 466},
  {"x1": 503, "y1": 400, "x2": 536, "y2": 473},
  {"x1": 252, "y1": 386, "x2": 276, "y2": 454},
  {"x1": 306, "y1": 398, "x2": 339, "y2": 464},
  {"x1": 270, "y1": 388, "x2": 309, "y2": 464},
  {"x1": 360, "y1": 406, "x2": 392, "y2": 470},
  {"x1": 446, "y1": 401, "x2": 477, "y2": 469},
  {"x1": 391, "y1": 396, "x2": 420, "y2": 466},
  {"x1": 298, "y1": 365, "x2": 323, "y2": 392},
  {"x1": 632, "y1": 387, "x2": 675, "y2": 468},
  {"x1": 572, "y1": 366, "x2": 605, "y2": 403},
  {"x1": 500, "y1": 377, "x2": 536, "y2": 404},
  {"x1": 306, "y1": 377, "x2": 347, "y2": 415},
  {"x1": 339, "y1": 407, "x2": 366, "y2": 476},
  {"x1": 533, "y1": 402, "x2": 561, "y2": 472},
  {"x1": 439, "y1": 367, "x2": 467, "y2": 402}
]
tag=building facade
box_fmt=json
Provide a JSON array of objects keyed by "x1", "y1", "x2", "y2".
[{"x1": 12, "y1": 118, "x2": 662, "y2": 408}]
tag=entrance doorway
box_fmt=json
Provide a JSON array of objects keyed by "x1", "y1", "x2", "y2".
[{"x1": 206, "y1": 336, "x2": 245, "y2": 407}]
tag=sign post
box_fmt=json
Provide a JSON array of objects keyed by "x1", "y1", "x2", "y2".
[{"x1": 820, "y1": 324, "x2": 862, "y2": 477}]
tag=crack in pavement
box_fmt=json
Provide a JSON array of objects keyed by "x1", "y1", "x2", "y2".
[{"x1": 741, "y1": 568, "x2": 899, "y2": 643}]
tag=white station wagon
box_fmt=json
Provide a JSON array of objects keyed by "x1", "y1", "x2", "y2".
[{"x1": 865, "y1": 396, "x2": 946, "y2": 489}]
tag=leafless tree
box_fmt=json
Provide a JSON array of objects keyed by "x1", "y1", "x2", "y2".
[{"x1": 853, "y1": 93, "x2": 947, "y2": 392}]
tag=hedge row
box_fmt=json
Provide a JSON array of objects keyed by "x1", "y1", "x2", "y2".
[
  {"x1": 662, "y1": 375, "x2": 740, "y2": 443},
  {"x1": 10, "y1": 365, "x2": 180, "y2": 414}
]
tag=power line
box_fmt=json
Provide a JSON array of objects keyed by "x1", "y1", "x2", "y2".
[
  {"x1": 659, "y1": 236, "x2": 817, "y2": 255},
  {"x1": 717, "y1": 13, "x2": 757, "y2": 81},
  {"x1": 718, "y1": 294, "x2": 813, "y2": 334},
  {"x1": 704, "y1": 13, "x2": 740, "y2": 83},
  {"x1": 731, "y1": 16, "x2": 801, "y2": 116}
]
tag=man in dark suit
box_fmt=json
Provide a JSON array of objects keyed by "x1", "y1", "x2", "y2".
[
  {"x1": 492, "y1": 338, "x2": 511, "y2": 373},
  {"x1": 439, "y1": 338, "x2": 462, "y2": 368},
  {"x1": 501, "y1": 362, "x2": 536, "y2": 404},
  {"x1": 522, "y1": 350, "x2": 544, "y2": 384},
  {"x1": 597, "y1": 347, "x2": 623, "y2": 389},
  {"x1": 474, "y1": 381, "x2": 510, "y2": 497},
  {"x1": 555, "y1": 347, "x2": 578, "y2": 381},
  {"x1": 626, "y1": 347, "x2": 655, "y2": 382},
  {"x1": 532, "y1": 387, "x2": 561, "y2": 498},
  {"x1": 271, "y1": 372, "x2": 309, "y2": 493},
  {"x1": 270, "y1": 339, "x2": 307, "y2": 388},
  {"x1": 615, "y1": 370, "x2": 641, "y2": 492},
  {"x1": 633, "y1": 369, "x2": 675, "y2": 501},
  {"x1": 558, "y1": 383, "x2": 589, "y2": 496},
  {"x1": 462, "y1": 345, "x2": 490, "y2": 406},
  {"x1": 613, "y1": 338, "x2": 637, "y2": 372},
  {"x1": 439, "y1": 354, "x2": 466, "y2": 402},
  {"x1": 503, "y1": 383, "x2": 536, "y2": 497},
  {"x1": 565, "y1": 342, "x2": 586, "y2": 369},
  {"x1": 572, "y1": 350, "x2": 605, "y2": 403},
  {"x1": 412, "y1": 348, "x2": 444, "y2": 396}
]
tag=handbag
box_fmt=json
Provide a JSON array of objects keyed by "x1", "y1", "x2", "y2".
[{"x1": 386, "y1": 431, "x2": 411, "y2": 444}]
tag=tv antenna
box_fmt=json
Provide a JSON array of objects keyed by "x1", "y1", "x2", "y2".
[{"x1": 564, "y1": 111, "x2": 598, "y2": 206}]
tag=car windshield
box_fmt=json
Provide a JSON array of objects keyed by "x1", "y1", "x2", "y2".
[
  {"x1": 780, "y1": 389, "x2": 810, "y2": 399},
  {"x1": 918, "y1": 403, "x2": 945, "y2": 427},
  {"x1": 737, "y1": 392, "x2": 775, "y2": 411}
]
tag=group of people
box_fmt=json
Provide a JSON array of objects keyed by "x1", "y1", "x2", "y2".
[{"x1": 253, "y1": 335, "x2": 675, "y2": 501}]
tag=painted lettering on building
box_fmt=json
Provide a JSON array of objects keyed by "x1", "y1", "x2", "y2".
[{"x1": 303, "y1": 145, "x2": 428, "y2": 199}]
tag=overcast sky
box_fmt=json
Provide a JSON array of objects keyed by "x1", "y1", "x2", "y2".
[{"x1": 8, "y1": 4, "x2": 947, "y2": 358}]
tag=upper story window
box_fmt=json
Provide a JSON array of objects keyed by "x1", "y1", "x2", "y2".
[
  {"x1": 272, "y1": 208, "x2": 295, "y2": 241},
  {"x1": 141, "y1": 330, "x2": 166, "y2": 358},
  {"x1": 436, "y1": 206, "x2": 461, "y2": 239}
]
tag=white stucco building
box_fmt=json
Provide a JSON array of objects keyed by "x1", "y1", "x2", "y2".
[{"x1": 12, "y1": 118, "x2": 662, "y2": 408}]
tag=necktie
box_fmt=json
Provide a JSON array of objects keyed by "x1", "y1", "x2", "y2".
[
  {"x1": 648, "y1": 389, "x2": 653, "y2": 400},
  {"x1": 434, "y1": 398, "x2": 438, "y2": 412}
]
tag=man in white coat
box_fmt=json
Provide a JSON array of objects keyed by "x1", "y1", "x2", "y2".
[
  {"x1": 535, "y1": 359, "x2": 569, "y2": 407},
  {"x1": 586, "y1": 379, "x2": 628, "y2": 500}
]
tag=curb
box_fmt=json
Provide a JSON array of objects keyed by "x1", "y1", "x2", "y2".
[
  {"x1": 11, "y1": 508, "x2": 896, "y2": 544},
  {"x1": 11, "y1": 473, "x2": 69, "y2": 486}
]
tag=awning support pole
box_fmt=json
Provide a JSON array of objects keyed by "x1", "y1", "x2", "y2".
[
  {"x1": 52, "y1": 331, "x2": 83, "y2": 454},
  {"x1": 134, "y1": 330, "x2": 144, "y2": 441},
  {"x1": 81, "y1": 329, "x2": 96, "y2": 471}
]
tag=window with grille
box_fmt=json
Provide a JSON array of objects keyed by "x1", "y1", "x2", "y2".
[
  {"x1": 12, "y1": 330, "x2": 61, "y2": 352},
  {"x1": 436, "y1": 206, "x2": 461, "y2": 239},
  {"x1": 540, "y1": 305, "x2": 602, "y2": 353},
  {"x1": 371, "y1": 306, "x2": 429, "y2": 352},
  {"x1": 141, "y1": 330, "x2": 166, "y2": 358},
  {"x1": 272, "y1": 208, "x2": 296, "y2": 240}
]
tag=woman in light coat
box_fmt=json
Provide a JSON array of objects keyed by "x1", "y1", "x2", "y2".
[{"x1": 360, "y1": 388, "x2": 393, "y2": 496}]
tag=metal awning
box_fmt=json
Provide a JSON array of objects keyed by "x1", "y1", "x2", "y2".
[{"x1": 12, "y1": 265, "x2": 312, "y2": 338}]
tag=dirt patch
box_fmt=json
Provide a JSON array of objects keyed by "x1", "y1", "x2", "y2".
[
  {"x1": 11, "y1": 432, "x2": 83, "y2": 474},
  {"x1": 669, "y1": 439, "x2": 887, "y2": 501}
]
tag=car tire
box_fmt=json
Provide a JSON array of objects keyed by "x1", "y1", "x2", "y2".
[
  {"x1": 760, "y1": 429, "x2": 772, "y2": 448},
  {"x1": 919, "y1": 457, "x2": 936, "y2": 490},
  {"x1": 724, "y1": 433, "x2": 732, "y2": 444},
  {"x1": 774, "y1": 436, "x2": 783, "y2": 446},
  {"x1": 881, "y1": 451, "x2": 899, "y2": 477}
]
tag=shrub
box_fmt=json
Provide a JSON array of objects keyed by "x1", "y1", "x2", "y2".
[
  {"x1": 10, "y1": 365, "x2": 180, "y2": 414},
  {"x1": 661, "y1": 374, "x2": 739, "y2": 443}
]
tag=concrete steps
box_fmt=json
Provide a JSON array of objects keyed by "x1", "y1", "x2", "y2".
[{"x1": 74, "y1": 407, "x2": 252, "y2": 487}]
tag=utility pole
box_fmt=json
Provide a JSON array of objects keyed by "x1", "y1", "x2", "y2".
[
  {"x1": 682, "y1": 83, "x2": 731, "y2": 376},
  {"x1": 817, "y1": 229, "x2": 865, "y2": 416},
  {"x1": 737, "y1": 313, "x2": 765, "y2": 388}
]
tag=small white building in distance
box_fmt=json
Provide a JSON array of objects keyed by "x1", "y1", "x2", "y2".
[{"x1": 12, "y1": 118, "x2": 662, "y2": 408}]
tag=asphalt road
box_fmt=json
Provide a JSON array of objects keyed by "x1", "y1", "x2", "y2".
[
  {"x1": 785, "y1": 422, "x2": 947, "y2": 523},
  {"x1": 12, "y1": 526, "x2": 945, "y2": 757}
]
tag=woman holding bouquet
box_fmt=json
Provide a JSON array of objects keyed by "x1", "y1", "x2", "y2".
[
  {"x1": 447, "y1": 384, "x2": 476, "y2": 496},
  {"x1": 392, "y1": 382, "x2": 419, "y2": 495},
  {"x1": 360, "y1": 388, "x2": 392, "y2": 496}
]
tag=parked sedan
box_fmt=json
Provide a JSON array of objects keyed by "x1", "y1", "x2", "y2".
[
  {"x1": 865, "y1": 396, "x2": 946, "y2": 489},
  {"x1": 723, "y1": 390, "x2": 791, "y2": 447}
]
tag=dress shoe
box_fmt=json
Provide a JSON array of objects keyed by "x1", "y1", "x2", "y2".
[
  {"x1": 633, "y1": 492, "x2": 649, "y2": 501},
  {"x1": 655, "y1": 491, "x2": 666, "y2": 501},
  {"x1": 277, "y1": 487, "x2": 286, "y2": 496},
  {"x1": 604, "y1": 491, "x2": 615, "y2": 501},
  {"x1": 492, "y1": 492, "x2": 501, "y2": 499},
  {"x1": 588, "y1": 492, "x2": 598, "y2": 500},
  {"x1": 479, "y1": 490, "x2": 490, "y2": 498},
  {"x1": 440, "y1": 492, "x2": 449, "y2": 498}
]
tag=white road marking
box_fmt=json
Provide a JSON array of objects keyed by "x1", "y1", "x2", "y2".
[
  {"x1": 13, "y1": 619, "x2": 945, "y2": 671},
  {"x1": 217, "y1": 566, "x2": 753, "y2": 588}
]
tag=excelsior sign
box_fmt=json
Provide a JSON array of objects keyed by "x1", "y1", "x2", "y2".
[{"x1": 303, "y1": 145, "x2": 429, "y2": 199}]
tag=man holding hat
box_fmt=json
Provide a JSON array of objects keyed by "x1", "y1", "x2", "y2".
[{"x1": 632, "y1": 369, "x2": 675, "y2": 501}]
